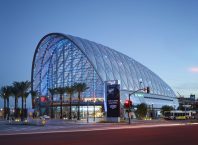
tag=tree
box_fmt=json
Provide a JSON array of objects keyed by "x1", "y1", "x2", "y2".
[
  {"x1": 0, "y1": 86, "x2": 12, "y2": 119},
  {"x1": 65, "y1": 86, "x2": 75, "y2": 120},
  {"x1": 74, "y1": 83, "x2": 88, "y2": 120},
  {"x1": 48, "y1": 88, "x2": 56, "y2": 118},
  {"x1": 24, "y1": 92, "x2": 29, "y2": 109},
  {"x1": 11, "y1": 85, "x2": 20, "y2": 110},
  {"x1": 55, "y1": 87, "x2": 65, "y2": 119},
  {"x1": 0, "y1": 87, "x2": 6, "y2": 109},
  {"x1": 0, "y1": 86, "x2": 8, "y2": 119},
  {"x1": 161, "y1": 105, "x2": 174, "y2": 116},
  {"x1": 30, "y1": 90, "x2": 38, "y2": 109},
  {"x1": 11, "y1": 85, "x2": 21, "y2": 118},
  {"x1": 135, "y1": 103, "x2": 147, "y2": 119},
  {"x1": 23, "y1": 92, "x2": 29, "y2": 118},
  {"x1": 5, "y1": 86, "x2": 12, "y2": 112},
  {"x1": 192, "y1": 102, "x2": 198, "y2": 110},
  {"x1": 13, "y1": 81, "x2": 31, "y2": 121}
]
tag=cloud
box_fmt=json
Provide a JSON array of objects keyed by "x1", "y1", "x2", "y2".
[{"x1": 189, "y1": 67, "x2": 198, "y2": 73}]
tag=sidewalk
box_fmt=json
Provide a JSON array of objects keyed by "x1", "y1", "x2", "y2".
[
  {"x1": 38, "y1": 118, "x2": 198, "y2": 127},
  {"x1": 1, "y1": 118, "x2": 198, "y2": 136},
  {"x1": 1, "y1": 118, "x2": 197, "y2": 126}
]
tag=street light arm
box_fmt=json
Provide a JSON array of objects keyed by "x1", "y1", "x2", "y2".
[{"x1": 129, "y1": 87, "x2": 150, "y2": 97}]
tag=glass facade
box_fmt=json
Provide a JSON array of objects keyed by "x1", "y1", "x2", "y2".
[{"x1": 32, "y1": 33, "x2": 179, "y2": 110}]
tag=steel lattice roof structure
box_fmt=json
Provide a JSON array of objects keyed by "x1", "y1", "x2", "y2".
[{"x1": 32, "y1": 33, "x2": 178, "y2": 108}]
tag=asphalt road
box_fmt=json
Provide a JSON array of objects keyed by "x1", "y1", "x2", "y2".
[{"x1": 0, "y1": 124, "x2": 198, "y2": 145}]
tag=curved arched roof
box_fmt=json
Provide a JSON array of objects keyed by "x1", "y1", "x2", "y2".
[{"x1": 32, "y1": 33, "x2": 176, "y2": 97}]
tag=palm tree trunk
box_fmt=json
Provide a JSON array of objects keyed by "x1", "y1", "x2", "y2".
[
  {"x1": 7, "y1": 97, "x2": 10, "y2": 120},
  {"x1": 4, "y1": 98, "x2": 6, "y2": 119},
  {"x1": 24, "y1": 98, "x2": 27, "y2": 118},
  {"x1": 4, "y1": 98, "x2": 6, "y2": 109},
  {"x1": 60, "y1": 95, "x2": 63, "y2": 119},
  {"x1": 51, "y1": 95, "x2": 54, "y2": 118},
  {"x1": 15, "y1": 96, "x2": 17, "y2": 109},
  {"x1": 69, "y1": 94, "x2": 72, "y2": 119},
  {"x1": 14, "y1": 97, "x2": 18, "y2": 118},
  {"x1": 77, "y1": 92, "x2": 80, "y2": 120},
  {"x1": 7, "y1": 97, "x2": 9, "y2": 109},
  {"x1": 25, "y1": 98, "x2": 26, "y2": 109},
  {"x1": 16, "y1": 97, "x2": 18, "y2": 109},
  {"x1": 21, "y1": 96, "x2": 24, "y2": 121},
  {"x1": 32, "y1": 97, "x2": 34, "y2": 109},
  {"x1": 39, "y1": 97, "x2": 41, "y2": 116}
]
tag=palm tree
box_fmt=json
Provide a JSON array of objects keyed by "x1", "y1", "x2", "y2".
[
  {"x1": 0, "y1": 87, "x2": 6, "y2": 109},
  {"x1": 1, "y1": 86, "x2": 12, "y2": 119},
  {"x1": 23, "y1": 92, "x2": 29, "y2": 118},
  {"x1": 5, "y1": 86, "x2": 12, "y2": 114},
  {"x1": 55, "y1": 87, "x2": 65, "y2": 119},
  {"x1": 74, "y1": 83, "x2": 89, "y2": 120},
  {"x1": 24, "y1": 92, "x2": 29, "y2": 109},
  {"x1": 11, "y1": 85, "x2": 20, "y2": 110},
  {"x1": 30, "y1": 90, "x2": 38, "y2": 109},
  {"x1": 11, "y1": 85, "x2": 20, "y2": 118},
  {"x1": 48, "y1": 88, "x2": 56, "y2": 118},
  {"x1": 0, "y1": 87, "x2": 7, "y2": 119},
  {"x1": 65, "y1": 86, "x2": 75, "y2": 120},
  {"x1": 13, "y1": 81, "x2": 31, "y2": 121}
]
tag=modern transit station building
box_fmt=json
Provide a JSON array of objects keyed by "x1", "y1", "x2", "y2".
[{"x1": 31, "y1": 33, "x2": 179, "y2": 119}]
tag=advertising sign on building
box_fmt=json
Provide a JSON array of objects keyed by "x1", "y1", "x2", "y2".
[{"x1": 106, "y1": 80, "x2": 120, "y2": 118}]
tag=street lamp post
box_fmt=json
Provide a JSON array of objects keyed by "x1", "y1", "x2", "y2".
[
  {"x1": 128, "y1": 93, "x2": 132, "y2": 124},
  {"x1": 183, "y1": 104, "x2": 191, "y2": 119},
  {"x1": 87, "y1": 100, "x2": 89, "y2": 123},
  {"x1": 93, "y1": 99, "x2": 95, "y2": 122}
]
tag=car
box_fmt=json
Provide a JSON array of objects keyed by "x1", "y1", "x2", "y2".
[
  {"x1": 43, "y1": 115, "x2": 50, "y2": 119},
  {"x1": 40, "y1": 115, "x2": 50, "y2": 120}
]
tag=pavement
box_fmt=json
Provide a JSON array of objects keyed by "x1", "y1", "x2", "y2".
[
  {"x1": 0, "y1": 118, "x2": 198, "y2": 136},
  {"x1": 1, "y1": 123, "x2": 198, "y2": 145}
]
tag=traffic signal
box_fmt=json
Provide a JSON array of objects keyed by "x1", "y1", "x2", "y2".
[
  {"x1": 146, "y1": 87, "x2": 150, "y2": 93},
  {"x1": 40, "y1": 96, "x2": 47, "y2": 102},
  {"x1": 124, "y1": 100, "x2": 132, "y2": 108},
  {"x1": 144, "y1": 87, "x2": 150, "y2": 93}
]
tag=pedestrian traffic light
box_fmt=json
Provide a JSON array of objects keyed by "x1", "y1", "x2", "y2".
[{"x1": 124, "y1": 100, "x2": 132, "y2": 108}]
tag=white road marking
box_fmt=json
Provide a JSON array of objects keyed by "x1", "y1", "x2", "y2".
[{"x1": 0, "y1": 123, "x2": 198, "y2": 136}]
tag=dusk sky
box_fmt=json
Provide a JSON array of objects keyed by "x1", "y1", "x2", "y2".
[{"x1": 0, "y1": 0, "x2": 198, "y2": 108}]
